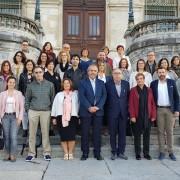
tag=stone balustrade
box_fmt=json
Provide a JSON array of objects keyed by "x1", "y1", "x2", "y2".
[{"x1": 124, "y1": 18, "x2": 180, "y2": 69}]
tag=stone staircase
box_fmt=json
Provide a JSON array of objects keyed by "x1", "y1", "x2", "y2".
[{"x1": 0, "y1": 126, "x2": 179, "y2": 159}]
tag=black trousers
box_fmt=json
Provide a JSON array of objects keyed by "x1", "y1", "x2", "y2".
[
  {"x1": 81, "y1": 115, "x2": 102, "y2": 157},
  {"x1": 132, "y1": 125, "x2": 151, "y2": 156}
]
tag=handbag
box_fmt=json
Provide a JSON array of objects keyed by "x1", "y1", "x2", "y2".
[{"x1": 0, "y1": 124, "x2": 4, "y2": 150}]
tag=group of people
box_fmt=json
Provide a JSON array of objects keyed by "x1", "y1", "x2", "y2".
[{"x1": 0, "y1": 40, "x2": 179, "y2": 163}]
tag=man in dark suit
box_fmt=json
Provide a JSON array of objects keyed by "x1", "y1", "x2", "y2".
[
  {"x1": 151, "y1": 67, "x2": 179, "y2": 161},
  {"x1": 106, "y1": 68, "x2": 130, "y2": 160},
  {"x1": 79, "y1": 64, "x2": 107, "y2": 160}
]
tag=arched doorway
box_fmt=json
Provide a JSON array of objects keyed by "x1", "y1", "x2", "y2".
[{"x1": 63, "y1": 0, "x2": 105, "y2": 59}]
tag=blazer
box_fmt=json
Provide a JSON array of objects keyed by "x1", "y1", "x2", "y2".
[
  {"x1": 0, "y1": 90, "x2": 24, "y2": 122},
  {"x1": 78, "y1": 78, "x2": 107, "y2": 117},
  {"x1": 129, "y1": 86, "x2": 156, "y2": 121},
  {"x1": 105, "y1": 79, "x2": 130, "y2": 119},
  {"x1": 51, "y1": 91, "x2": 79, "y2": 117},
  {"x1": 150, "y1": 79, "x2": 180, "y2": 113}
]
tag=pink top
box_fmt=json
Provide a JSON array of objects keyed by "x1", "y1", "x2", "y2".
[
  {"x1": 62, "y1": 91, "x2": 72, "y2": 127},
  {"x1": 0, "y1": 90, "x2": 24, "y2": 122}
]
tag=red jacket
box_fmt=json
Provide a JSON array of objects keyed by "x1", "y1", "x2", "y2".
[{"x1": 129, "y1": 86, "x2": 156, "y2": 122}]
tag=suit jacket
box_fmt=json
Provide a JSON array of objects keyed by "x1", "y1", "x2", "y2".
[
  {"x1": 105, "y1": 79, "x2": 130, "y2": 119},
  {"x1": 78, "y1": 78, "x2": 107, "y2": 117},
  {"x1": 150, "y1": 79, "x2": 179, "y2": 113}
]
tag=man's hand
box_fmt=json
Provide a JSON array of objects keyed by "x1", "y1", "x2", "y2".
[
  {"x1": 88, "y1": 107, "x2": 97, "y2": 113},
  {"x1": 131, "y1": 118, "x2": 136, "y2": 123}
]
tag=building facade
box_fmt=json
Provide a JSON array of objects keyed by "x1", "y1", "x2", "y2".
[{"x1": 0, "y1": 0, "x2": 180, "y2": 62}]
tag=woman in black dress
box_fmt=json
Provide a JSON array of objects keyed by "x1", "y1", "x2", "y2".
[{"x1": 51, "y1": 78, "x2": 79, "y2": 160}]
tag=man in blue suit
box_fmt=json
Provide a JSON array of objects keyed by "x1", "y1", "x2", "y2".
[
  {"x1": 79, "y1": 64, "x2": 107, "y2": 160},
  {"x1": 106, "y1": 68, "x2": 130, "y2": 160},
  {"x1": 151, "y1": 67, "x2": 179, "y2": 161}
]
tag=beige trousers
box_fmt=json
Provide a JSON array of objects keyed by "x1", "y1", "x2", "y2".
[
  {"x1": 28, "y1": 110, "x2": 51, "y2": 156},
  {"x1": 157, "y1": 107, "x2": 174, "y2": 154}
]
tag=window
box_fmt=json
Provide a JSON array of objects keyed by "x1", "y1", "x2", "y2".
[
  {"x1": 144, "y1": 0, "x2": 178, "y2": 20},
  {"x1": 68, "y1": 15, "x2": 79, "y2": 36},
  {"x1": 89, "y1": 15, "x2": 100, "y2": 36},
  {"x1": 0, "y1": 0, "x2": 22, "y2": 15}
]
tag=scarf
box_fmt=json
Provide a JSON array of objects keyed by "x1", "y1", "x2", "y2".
[
  {"x1": 62, "y1": 91, "x2": 72, "y2": 127},
  {"x1": 60, "y1": 62, "x2": 69, "y2": 72}
]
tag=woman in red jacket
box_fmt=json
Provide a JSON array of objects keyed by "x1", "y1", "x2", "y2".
[{"x1": 129, "y1": 73, "x2": 156, "y2": 160}]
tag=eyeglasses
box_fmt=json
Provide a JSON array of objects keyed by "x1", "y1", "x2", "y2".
[{"x1": 34, "y1": 71, "x2": 43, "y2": 74}]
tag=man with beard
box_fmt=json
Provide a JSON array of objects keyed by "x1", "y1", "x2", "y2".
[{"x1": 151, "y1": 67, "x2": 179, "y2": 161}]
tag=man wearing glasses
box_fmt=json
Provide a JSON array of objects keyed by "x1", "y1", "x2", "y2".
[{"x1": 25, "y1": 66, "x2": 55, "y2": 162}]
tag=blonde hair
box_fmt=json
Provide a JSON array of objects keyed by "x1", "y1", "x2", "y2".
[{"x1": 57, "y1": 50, "x2": 70, "y2": 63}]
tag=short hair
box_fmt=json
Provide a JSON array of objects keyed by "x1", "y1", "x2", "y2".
[
  {"x1": 0, "y1": 60, "x2": 13, "y2": 76},
  {"x1": 13, "y1": 51, "x2": 26, "y2": 64},
  {"x1": 33, "y1": 65, "x2": 44, "y2": 72},
  {"x1": 61, "y1": 78, "x2": 73, "y2": 91},
  {"x1": 80, "y1": 48, "x2": 89, "y2": 57},
  {"x1": 23, "y1": 59, "x2": 36, "y2": 73},
  {"x1": 71, "y1": 54, "x2": 80, "y2": 61},
  {"x1": 112, "y1": 68, "x2": 122, "y2": 73},
  {"x1": 136, "y1": 59, "x2": 146, "y2": 71},
  {"x1": 135, "y1": 73, "x2": 145, "y2": 80},
  {"x1": 119, "y1": 58, "x2": 129, "y2": 69},
  {"x1": 87, "y1": 63, "x2": 98, "y2": 71},
  {"x1": 21, "y1": 40, "x2": 29, "y2": 44},
  {"x1": 102, "y1": 46, "x2": 110, "y2": 54},
  {"x1": 158, "y1": 58, "x2": 170, "y2": 71},
  {"x1": 46, "y1": 59, "x2": 55, "y2": 67},
  {"x1": 116, "y1": 45, "x2": 124, "y2": 51},
  {"x1": 7, "y1": 76, "x2": 16, "y2": 83},
  {"x1": 157, "y1": 67, "x2": 166, "y2": 72}
]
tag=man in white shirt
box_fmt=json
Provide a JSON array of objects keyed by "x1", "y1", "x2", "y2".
[
  {"x1": 113, "y1": 45, "x2": 131, "y2": 71},
  {"x1": 151, "y1": 67, "x2": 179, "y2": 161}
]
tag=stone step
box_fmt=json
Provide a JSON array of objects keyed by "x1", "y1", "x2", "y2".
[
  {"x1": 17, "y1": 134, "x2": 180, "y2": 146},
  {"x1": 1, "y1": 145, "x2": 180, "y2": 159}
]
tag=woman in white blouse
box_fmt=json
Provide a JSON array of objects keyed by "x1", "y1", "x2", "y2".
[
  {"x1": 129, "y1": 59, "x2": 152, "y2": 89},
  {"x1": 51, "y1": 78, "x2": 79, "y2": 160}
]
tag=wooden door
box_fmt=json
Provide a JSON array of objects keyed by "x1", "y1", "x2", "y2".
[{"x1": 63, "y1": 0, "x2": 105, "y2": 59}]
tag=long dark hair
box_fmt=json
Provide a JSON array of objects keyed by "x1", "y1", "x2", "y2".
[
  {"x1": 171, "y1": 56, "x2": 180, "y2": 67},
  {"x1": 0, "y1": 60, "x2": 13, "y2": 76},
  {"x1": 158, "y1": 58, "x2": 170, "y2": 71},
  {"x1": 37, "y1": 51, "x2": 49, "y2": 66},
  {"x1": 42, "y1": 42, "x2": 53, "y2": 53},
  {"x1": 13, "y1": 51, "x2": 26, "y2": 64},
  {"x1": 6, "y1": 76, "x2": 16, "y2": 90}
]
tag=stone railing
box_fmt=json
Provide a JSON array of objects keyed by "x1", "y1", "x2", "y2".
[
  {"x1": 0, "y1": 13, "x2": 44, "y2": 41},
  {"x1": 124, "y1": 18, "x2": 180, "y2": 50}
]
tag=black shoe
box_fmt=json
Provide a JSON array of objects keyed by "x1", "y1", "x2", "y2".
[
  {"x1": 22, "y1": 130, "x2": 28, "y2": 137},
  {"x1": 144, "y1": 154, "x2": 152, "y2": 160},
  {"x1": 136, "y1": 155, "x2": 141, "y2": 160},
  {"x1": 169, "y1": 153, "x2": 176, "y2": 161},
  {"x1": 95, "y1": 155, "x2": 104, "y2": 160},
  {"x1": 80, "y1": 154, "x2": 88, "y2": 161},
  {"x1": 117, "y1": 153, "x2": 128, "y2": 160},
  {"x1": 111, "y1": 154, "x2": 116, "y2": 160}
]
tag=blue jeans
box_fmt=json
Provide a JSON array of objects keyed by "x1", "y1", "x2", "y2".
[{"x1": 2, "y1": 114, "x2": 18, "y2": 156}]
